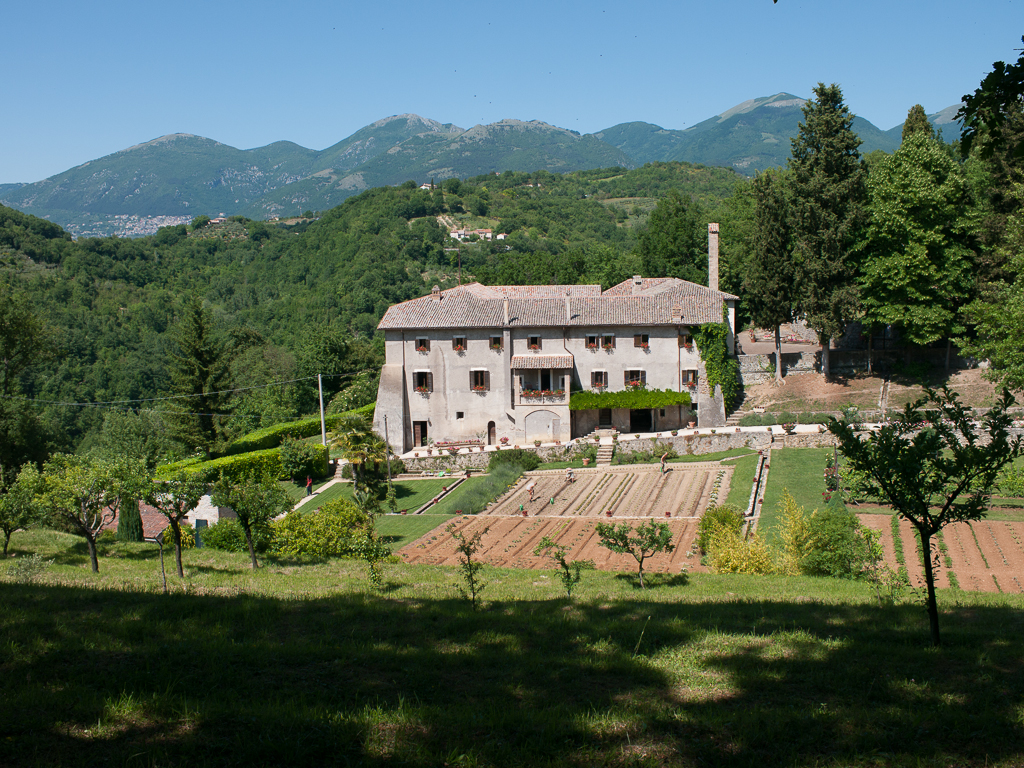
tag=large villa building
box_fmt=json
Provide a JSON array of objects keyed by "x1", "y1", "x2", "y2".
[{"x1": 373, "y1": 225, "x2": 738, "y2": 453}]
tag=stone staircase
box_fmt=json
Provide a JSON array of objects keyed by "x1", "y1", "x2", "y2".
[
  {"x1": 724, "y1": 391, "x2": 750, "y2": 428},
  {"x1": 596, "y1": 444, "x2": 615, "y2": 465}
]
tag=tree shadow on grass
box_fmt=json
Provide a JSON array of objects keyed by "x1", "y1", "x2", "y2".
[
  {"x1": 2, "y1": 586, "x2": 1023, "y2": 767},
  {"x1": 612, "y1": 571, "x2": 688, "y2": 590}
]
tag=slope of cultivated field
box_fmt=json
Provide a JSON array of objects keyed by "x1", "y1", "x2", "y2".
[{"x1": 399, "y1": 464, "x2": 734, "y2": 574}]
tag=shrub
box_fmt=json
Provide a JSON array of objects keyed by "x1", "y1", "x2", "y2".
[
  {"x1": 697, "y1": 503, "x2": 744, "y2": 554},
  {"x1": 272, "y1": 499, "x2": 367, "y2": 558},
  {"x1": 280, "y1": 438, "x2": 330, "y2": 481},
  {"x1": 5, "y1": 553, "x2": 53, "y2": 583},
  {"x1": 202, "y1": 518, "x2": 272, "y2": 553},
  {"x1": 613, "y1": 447, "x2": 677, "y2": 465},
  {"x1": 222, "y1": 404, "x2": 375, "y2": 457},
  {"x1": 706, "y1": 526, "x2": 778, "y2": 574},
  {"x1": 155, "y1": 444, "x2": 328, "y2": 485},
  {"x1": 488, "y1": 448, "x2": 540, "y2": 472},
  {"x1": 998, "y1": 467, "x2": 1024, "y2": 497},
  {"x1": 173, "y1": 522, "x2": 197, "y2": 550},
  {"x1": 801, "y1": 499, "x2": 879, "y2": 579}
]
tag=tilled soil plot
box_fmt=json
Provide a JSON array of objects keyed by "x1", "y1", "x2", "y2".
[
  {"x1": 400, "y1": 514, "x2": 700, "y2": 573},
  {"x1": 859, "y1": 514, "x2": 1024, "y2": 593},
  {"x1": 482, "y1": 464, "x2": 730, "y2": 519},
  {"x1": 400, "y1": 465, "x2": 730, "y2": 573}
]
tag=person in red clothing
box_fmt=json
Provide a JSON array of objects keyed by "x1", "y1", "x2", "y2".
[{"x1": 306, "y1": 476, "x2": 313, "y2": 496}]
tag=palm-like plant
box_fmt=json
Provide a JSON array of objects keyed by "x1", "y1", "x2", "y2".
[{"x1": 329, "y1": 415, "x2": 391, "y2": 493}]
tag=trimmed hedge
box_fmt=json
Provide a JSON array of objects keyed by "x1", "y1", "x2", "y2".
[
  {"x1": 155, "y1": 444, "x2": 329, "y2": 483},
  {"x1": 569, "y1": 388, "x2": 691, "y2": 411},
  {"x1": 222, "y1": 403, "x2": 375, "y2": 456}
]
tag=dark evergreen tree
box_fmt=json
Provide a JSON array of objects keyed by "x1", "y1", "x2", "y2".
[
  {"x1": 166, "y1": 297, "x2": 233, "y2": 454},
  {"x1": 901, "y1": 104, "x2": 934, "y2": 142},
  {"x1": 743, "y1": 169, "x2": 796, "y2": 384},
  {"x1": 116, "y1": 499, "x2": 143, "y2": 542},
  {"x1": 788, "y1": 82, "x2": 868, "y2": 378}
]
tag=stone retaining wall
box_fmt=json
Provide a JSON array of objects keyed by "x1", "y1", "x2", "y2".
[{"x1": 401, "y1": 430, "x2": 840, "y2": 472}]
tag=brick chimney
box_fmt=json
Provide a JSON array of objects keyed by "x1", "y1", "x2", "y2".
[
  {"x1": 503, "y1": 296, "x2": 510, "y2": 326},
  {"x1": 708, "y1": 224, "x2": 719, "y2": 292},
  {"x1": 431, "y1": 285, "x2": 441, "y2": 301},
  {"x1": 631, "y1": 275, "x2": 643, "y2": 295},
  {"x1": 565, "y1": 289, "x2": 571, "y2": 323}
]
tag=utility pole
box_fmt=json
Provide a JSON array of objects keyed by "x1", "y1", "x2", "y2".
[
  {"x1": 384, "y1": 414, "x2": 393, "y2": 491},
  {"x1": 318, "y1": 373, "x2": 326, "y2": 447}
]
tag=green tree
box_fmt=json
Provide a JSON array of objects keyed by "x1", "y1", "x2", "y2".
[
  {"x1": 959, "y1": 181, "x2": 1024, "y2": 389},
  {"x1": 0, "y1": 283, "x2": 55, "y2": 476},
  {"x1": 788, "y1": 83, "x2": 869, "y2": 378},
  {"x1": 146, "y1": 475, "x2": 207, "y2": 578},
  {"x1": 594, "y1": 519, "x2": 675, "y2": 589},
  {"x1": 166, "y1": 297, "x2": 233, "y2": 454},
  {"x1": 41, "y1": 455, "x2": 147, "y2": 573},
  {"x1": 533, "y1": 536, "x2": 592, "y2": 599},
  {"x1": 0, "y1": 463, "x2": 43, "y2": 555},
  {"x1": 742, "y1": 169, "x2": 797, "y2": 384},
  {"x1": 828, "y1": 387, "x2": 1021, "y2": 646},
  {"x1": 958, "y1": 35, "x2": 1024, "y2": 161},
  {"x1": 635, "y1": 190, "x2": 707, "y2": 284},
  {"x1": 861, "y1": 128, "x2": 974, "y2": 364},
  {"x1": 901, "y1": 104, "x2": 934, "y2": 142},
  {"x1": 211, "y1": 472, "x2": 291, "y2": 570},
  {"x1": 329, "y1": 414, "x2": 390, "y2": 494}
]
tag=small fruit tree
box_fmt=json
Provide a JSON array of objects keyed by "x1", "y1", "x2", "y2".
[
  {"x1": 829, "y1": 386, "x2": 1021, "y2": 646},
  {"x1": 594, "y1": 519, "x2": 675, "y2": 589}
]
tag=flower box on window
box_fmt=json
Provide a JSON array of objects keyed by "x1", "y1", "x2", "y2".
[
  {"x1": 416, "y1": 346, "x2": 428, "y2": 353},
  {"x1": 528, "y1": 344, "x2": 540, "y2": 350},
  {"x1": 639, "y1": 342, "x2": 650, "y2": 350},
  {"x1": 472, "y1": 385, "x2": 487, "y2": 392},
  {"x1": 454, "y1": 345, "x2": 466, "y2": 353},
  {"x1": 414, "y1": 386, "x2": 430, "y2": 393}
]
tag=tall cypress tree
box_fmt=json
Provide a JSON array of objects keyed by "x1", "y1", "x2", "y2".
[
  {"x1": 167, "y1": 297, "x2": 233, "y2": 454},
  {"x1": 902, "y1": 104, "x2": 934, "y2": 142},
  {"x1": 788, "y1": 83, "x2": 868, "y2": 378},
  {"x1": 743, "y1": 169, "x2": 797, "y2": 384}
]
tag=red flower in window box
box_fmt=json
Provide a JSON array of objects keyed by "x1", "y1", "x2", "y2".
[
  {"x1": 626, "y1": 380, "x2": 645, "y2": 388},
  {"x1": 414, "y1": 386, "x2": 430, "y2": 393},
  {"x1": 472, "y1": 385, "x2": 487, "y2": 391},
  {"x1": 416, "y1": 345, "x2": 428, "y2": 352},
  {"x1": 528, "y1": 344, "x2": 540, "y2": 350},
  {"x1": 639, "y1": 342, "x2": 650, "y2": 349},
  {"x1": 454, "y1": 345, "x2": 466, "y2": 353}
]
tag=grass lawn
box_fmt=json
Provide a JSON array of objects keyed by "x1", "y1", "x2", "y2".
[
  {"x1": 723, "y1": 453, "x2": 759, "y2": 510},
  {"x1": 280, "y1": 477, "x2": 332, "y2": 503},
  {"x1": 758, "y1": 447, "x2": 834, "y2": 537},
  {"x1": 376, "y1": 513, "x2": 453, "y2": 550},
  {"x1": 305, "y1": 477, "x2": 487, "y2": 516},
  {"x1": 3, "y1": 527, "x2": 1024, "y2": 767}
]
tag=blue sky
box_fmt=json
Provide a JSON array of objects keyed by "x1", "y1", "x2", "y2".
[{"x1": 2, "y1": 0, "x2": 1020, "y2": 183}]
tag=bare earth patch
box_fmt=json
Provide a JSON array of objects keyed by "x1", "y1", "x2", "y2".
[{"x1": 746, "y1": 369, "x2": 999, "y2": 413}]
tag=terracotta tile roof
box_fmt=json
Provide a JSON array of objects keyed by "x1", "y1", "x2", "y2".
[
  {"x1": 511, "y1": 354, "x2": 574, "y2": 369},
  {"x1": 377, "y1": 280, "x2": 737, "y2": 331}
]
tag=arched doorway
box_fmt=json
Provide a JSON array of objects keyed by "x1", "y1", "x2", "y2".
[{"x1": 487, "y1": 421, "x2": 496, "y2": 445}]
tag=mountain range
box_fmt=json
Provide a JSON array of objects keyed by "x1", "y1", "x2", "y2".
[{"x1": 0, "y1": 93, "x2": 962, "y2": 237}]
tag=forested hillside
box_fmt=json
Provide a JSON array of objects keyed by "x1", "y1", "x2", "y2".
[{"x1": 0, "y1": 162, "x2": 746, "y2": 463}]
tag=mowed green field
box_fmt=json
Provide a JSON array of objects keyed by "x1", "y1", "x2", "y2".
[{"x1": 3, "y1": 528, "x2": 1024, "y2": 767}]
